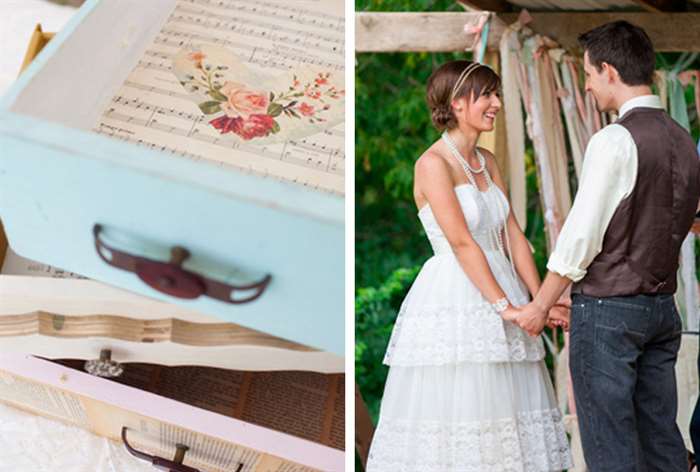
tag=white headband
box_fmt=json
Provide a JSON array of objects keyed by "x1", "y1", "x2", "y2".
[{"x1": 450, "y1": 62, "x2": 484, "y2": 102}]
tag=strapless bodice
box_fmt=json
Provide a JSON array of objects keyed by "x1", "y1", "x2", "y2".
[{"x1": 418, "y1": 184, "x2": 510, "y2": 255}]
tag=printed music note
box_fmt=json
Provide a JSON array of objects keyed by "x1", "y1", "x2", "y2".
[{"x1": 94, "y1": 0, "x2": 344, "y2": 195}]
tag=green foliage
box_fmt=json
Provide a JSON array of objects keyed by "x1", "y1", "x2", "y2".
[
  {"x1": 355, "y1": 265, "x2": 420, "y2": 419},
  {"x1": 355, "y1": 2, "x2": 476, "y2": 290}
]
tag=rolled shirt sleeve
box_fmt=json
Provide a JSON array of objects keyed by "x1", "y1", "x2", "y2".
[{"x1": 546, "y1": 124, "x2": 638, "y2": 282}]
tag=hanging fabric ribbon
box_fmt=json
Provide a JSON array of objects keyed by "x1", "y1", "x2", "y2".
[
  {"x1": 499, "y1": 24, "x2": 528, "y2": 231},
  {"x1": 550, "y1": 50, "x2": 587, "y2": 178},
  {"x1": 678, "y1": 69, "x2": 700, "y2": 121},
  {"x1": 655, "y1": 70, "x2": 669, "y2": 110},
  {"x1": 522, "y1": 35, "x2": 572, "y2": 250},
  {"x1": 669, "y1": 74, "x2": 700, "y2": 332},
  {"x1": 464, "y1": 12, "x2": 491, "y2": 63}
]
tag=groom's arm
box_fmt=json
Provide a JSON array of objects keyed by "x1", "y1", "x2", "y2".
[
  {"x1": 518, "y1": 125, "x2": 637, "y2": 334},
  {"x1": 531, "y1": 271, "x2": 573, "y2": 316}
]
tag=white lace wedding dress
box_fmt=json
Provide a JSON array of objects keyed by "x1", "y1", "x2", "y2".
[{"x1": 366, "y1": 152, "x2": 572, "y2": 471}]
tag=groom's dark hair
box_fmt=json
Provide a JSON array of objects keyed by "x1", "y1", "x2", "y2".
[{"x1": 578, "y1": 21, "x2": 655, "y2": 86}]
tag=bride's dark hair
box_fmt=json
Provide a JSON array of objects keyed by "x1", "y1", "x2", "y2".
[{"x1": 426, "y1": 60, "x2": 501, "y2": 131}]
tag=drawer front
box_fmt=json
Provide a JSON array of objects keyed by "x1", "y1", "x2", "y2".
[
  {"x1": 0, "y1": 273, "x2": 343, "y2": 372},
  {"x1": 0, "y1": 114, "x2": 344, "y2": 355},
  {"x1": 0, "y1": 355, "x2": 344, "y2": 471}
]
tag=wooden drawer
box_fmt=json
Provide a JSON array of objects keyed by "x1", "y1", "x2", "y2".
[
  {"x1": 0, "y1": 226, "x2": 344, "y2": 469},
  {"x1": 0, "y1": 222, "x2": 343, "y2": 373},
  {"x1": 0, "y1": 0, "x2": 345, "y2": 355},
  {"x1": 0, "y1": 354, "x2": 344, "y2": 471}
]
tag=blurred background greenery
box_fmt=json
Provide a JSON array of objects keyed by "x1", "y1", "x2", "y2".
[{"x1": 355, "y1": 2, "x2": 700, "y2": 468}]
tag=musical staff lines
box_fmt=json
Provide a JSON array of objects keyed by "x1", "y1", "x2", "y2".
[
  {"x1": 152, "y1": 30, "x2": 343, "y2": 71},
  {"x1": 93, "y1": 0, "x2": 344, "y2": 194},
  {"x1": 172, "y1": 4, "x2": 343, "y2": 47},
  {"x1": 104, "y1": 92, "x2": 344, "y2": 175},
  {"x1": 182, "y1": 0, "x2": 344, "y2": 31}
]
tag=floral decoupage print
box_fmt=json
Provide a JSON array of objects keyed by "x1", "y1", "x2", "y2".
[{"x1": 172, "y1": 45, "x2": 345, "y2": 143}]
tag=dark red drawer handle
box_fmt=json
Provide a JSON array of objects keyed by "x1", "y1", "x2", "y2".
[
  {"x1": 93, "y1": 224, "x2": 271, "y2": 304},
  {"x1": 122, "y1": 427, "x2": 244, "y2": 472}
]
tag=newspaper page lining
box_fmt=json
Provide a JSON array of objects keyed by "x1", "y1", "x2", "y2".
[{"x1": 0, "y1": 364, "x2": 342, "y2": 471}]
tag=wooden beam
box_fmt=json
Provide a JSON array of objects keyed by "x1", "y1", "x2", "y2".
[
  {"x1": 456, "y1": 0, "x2": 510, "y2": 12},
  {"x1": 500, "y1": 12, "x2": 700, "y2": 52},
  {"x1": 356, "y1": 12, "x2": 700, "y2": 53},
  {"x1": 630, "y1": 0, "x2": 687, "y2": 12},
  {"x1": 356, "y1": 12, "x2": 506, "y2": 52}
]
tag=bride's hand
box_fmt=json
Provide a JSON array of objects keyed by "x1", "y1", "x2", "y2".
[{"x1": 501, "y1": 305, "x2": 521, "y2": 322}]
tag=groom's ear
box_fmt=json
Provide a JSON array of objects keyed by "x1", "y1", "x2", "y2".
[{"x1": 601, "y1": 62, "x2": 620, "y2": 84}]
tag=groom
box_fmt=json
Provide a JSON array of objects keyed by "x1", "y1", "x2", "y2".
[{"x1": 512, "y1": 21, "x2": 700, "y2": 471}]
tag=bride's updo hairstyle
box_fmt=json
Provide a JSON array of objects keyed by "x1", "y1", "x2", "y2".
[{"x1": 426, "y1": 60, "x2": 501, "y2": 131}]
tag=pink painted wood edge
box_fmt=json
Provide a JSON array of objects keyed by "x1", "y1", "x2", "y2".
[{"x1": 0, "y1": 354, "x2": 343, "y2": 471}]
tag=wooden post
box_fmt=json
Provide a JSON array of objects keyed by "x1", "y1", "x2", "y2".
[{"x1": 355, "y1": 383, "x2": 375, "y2": 470}]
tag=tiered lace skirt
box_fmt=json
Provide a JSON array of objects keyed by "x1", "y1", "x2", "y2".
[{"x1": 366, "y1": 250, "x2": 573, "y2": 471}]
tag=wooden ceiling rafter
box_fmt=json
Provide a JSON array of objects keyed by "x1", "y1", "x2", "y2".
[
  {"x1": 355, "y1": 12, "x2": 700, "y2": 52},
  {"x1": 456, "y1": 0, "x2": 512, "y2": 12},
  {"x1": 630, "y1": 0, "x2": 688, "y2": 12}
]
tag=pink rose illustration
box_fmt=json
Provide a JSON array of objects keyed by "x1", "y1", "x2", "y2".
[
  {"x1": 183, "y1": 62, "x2": 341, "y2": 140},
  {"x1": 232, "y1": 114, "x2": 276, "y2": 140},
  {"x1": 298, "y1": 102, "x2": 315, "y2": 116},
  {"x1": 209, "y1": 115, "x2": 242, "y2": 134},
  {"x1": 220, "y1": 82, "x2": 269, "y2": 119},
  {"x1": 188, "y1": 51, "x2": 206, "y2": 69},
  {"x1": 208, "y1": 114, "x2": 275, "y2": 140}
]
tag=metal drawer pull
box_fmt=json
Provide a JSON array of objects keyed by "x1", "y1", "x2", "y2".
[
  {"x1": 121, "y1": 428, "x2": 245, "y2": 472},
  {"x1": 84, "y1": 349, "x2": 123, "y2": 378},
  {"x1": 122, "y1": 427, "x2": 201, "y2": 472},
  {"x1": 94, "y1": 224, "x2": 271, "y2": 304}
]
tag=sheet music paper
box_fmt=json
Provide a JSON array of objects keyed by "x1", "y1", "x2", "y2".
[{"x1": 94, "y1": 0, "x2": 345, "y2": 195}]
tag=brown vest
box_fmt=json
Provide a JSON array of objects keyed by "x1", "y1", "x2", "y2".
[{"x1": 572, "y1": 107, "x2": 700, "y2": 297}]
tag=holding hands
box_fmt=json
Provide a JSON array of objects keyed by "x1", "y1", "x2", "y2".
[
  {"x1": 500, "y1": 298, "x2": 571, "y2": 337},
  {"x1": 547, "y1": 302, "x2": 571, "y2": 330}
]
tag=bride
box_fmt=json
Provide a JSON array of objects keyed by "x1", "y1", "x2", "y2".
[{"x1": 365, "y1": 60, "x2": 573, "y2": 471}]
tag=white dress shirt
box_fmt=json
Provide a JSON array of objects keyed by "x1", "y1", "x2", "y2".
[{"x1": 547, "y1": 95, "x2": 663, "y2": 282}]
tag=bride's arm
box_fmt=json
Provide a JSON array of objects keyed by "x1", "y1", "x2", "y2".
[
  {"x1": 416, "y1": 152, "x2": 518, "y2": 317},
  {"x1": 481, "y1": 148, "x2": 541, "y2": 299}
]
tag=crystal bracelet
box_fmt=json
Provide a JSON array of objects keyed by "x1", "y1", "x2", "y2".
[{"x1": 491, "y1": 297, "x2": 509, "y2": 314}]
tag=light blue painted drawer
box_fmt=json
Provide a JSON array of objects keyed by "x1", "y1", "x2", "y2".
[{"x1": 0, "y1": 0, "x2": 344, "y2": 355}]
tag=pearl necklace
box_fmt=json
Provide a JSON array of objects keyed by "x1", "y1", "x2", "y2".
[
  {"x1": 441, "y1": 131, "x2": 518, "y2": 283},
  {"x1": 443, "y1": 132, "x2": 486, "y2": 174}
]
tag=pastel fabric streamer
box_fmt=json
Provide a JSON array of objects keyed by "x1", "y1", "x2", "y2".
[
  {"x1": 668, "y1": 76, "x2": 700, "y2": 332},
  {"x1": 522, "y1": 35, "x2": 572, "y2": 251},
  {"x1": 464, "y1": 13, "x2": 491, "y2": 64},
  {"x1": 498, "y1": 26, "x2": 527, "y2": 230}
]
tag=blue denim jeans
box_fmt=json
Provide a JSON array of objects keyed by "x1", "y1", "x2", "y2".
[
  {"x1": 570, "y1": 293, "x2": 686, "y2": 472},
  {"x1": 691, "y1": 334, "x2": 700, "y2": 456}
]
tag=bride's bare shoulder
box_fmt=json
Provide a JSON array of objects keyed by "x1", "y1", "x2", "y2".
[{"x1": 415, "y1": 144, "x2": 451, "y2": 182}]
